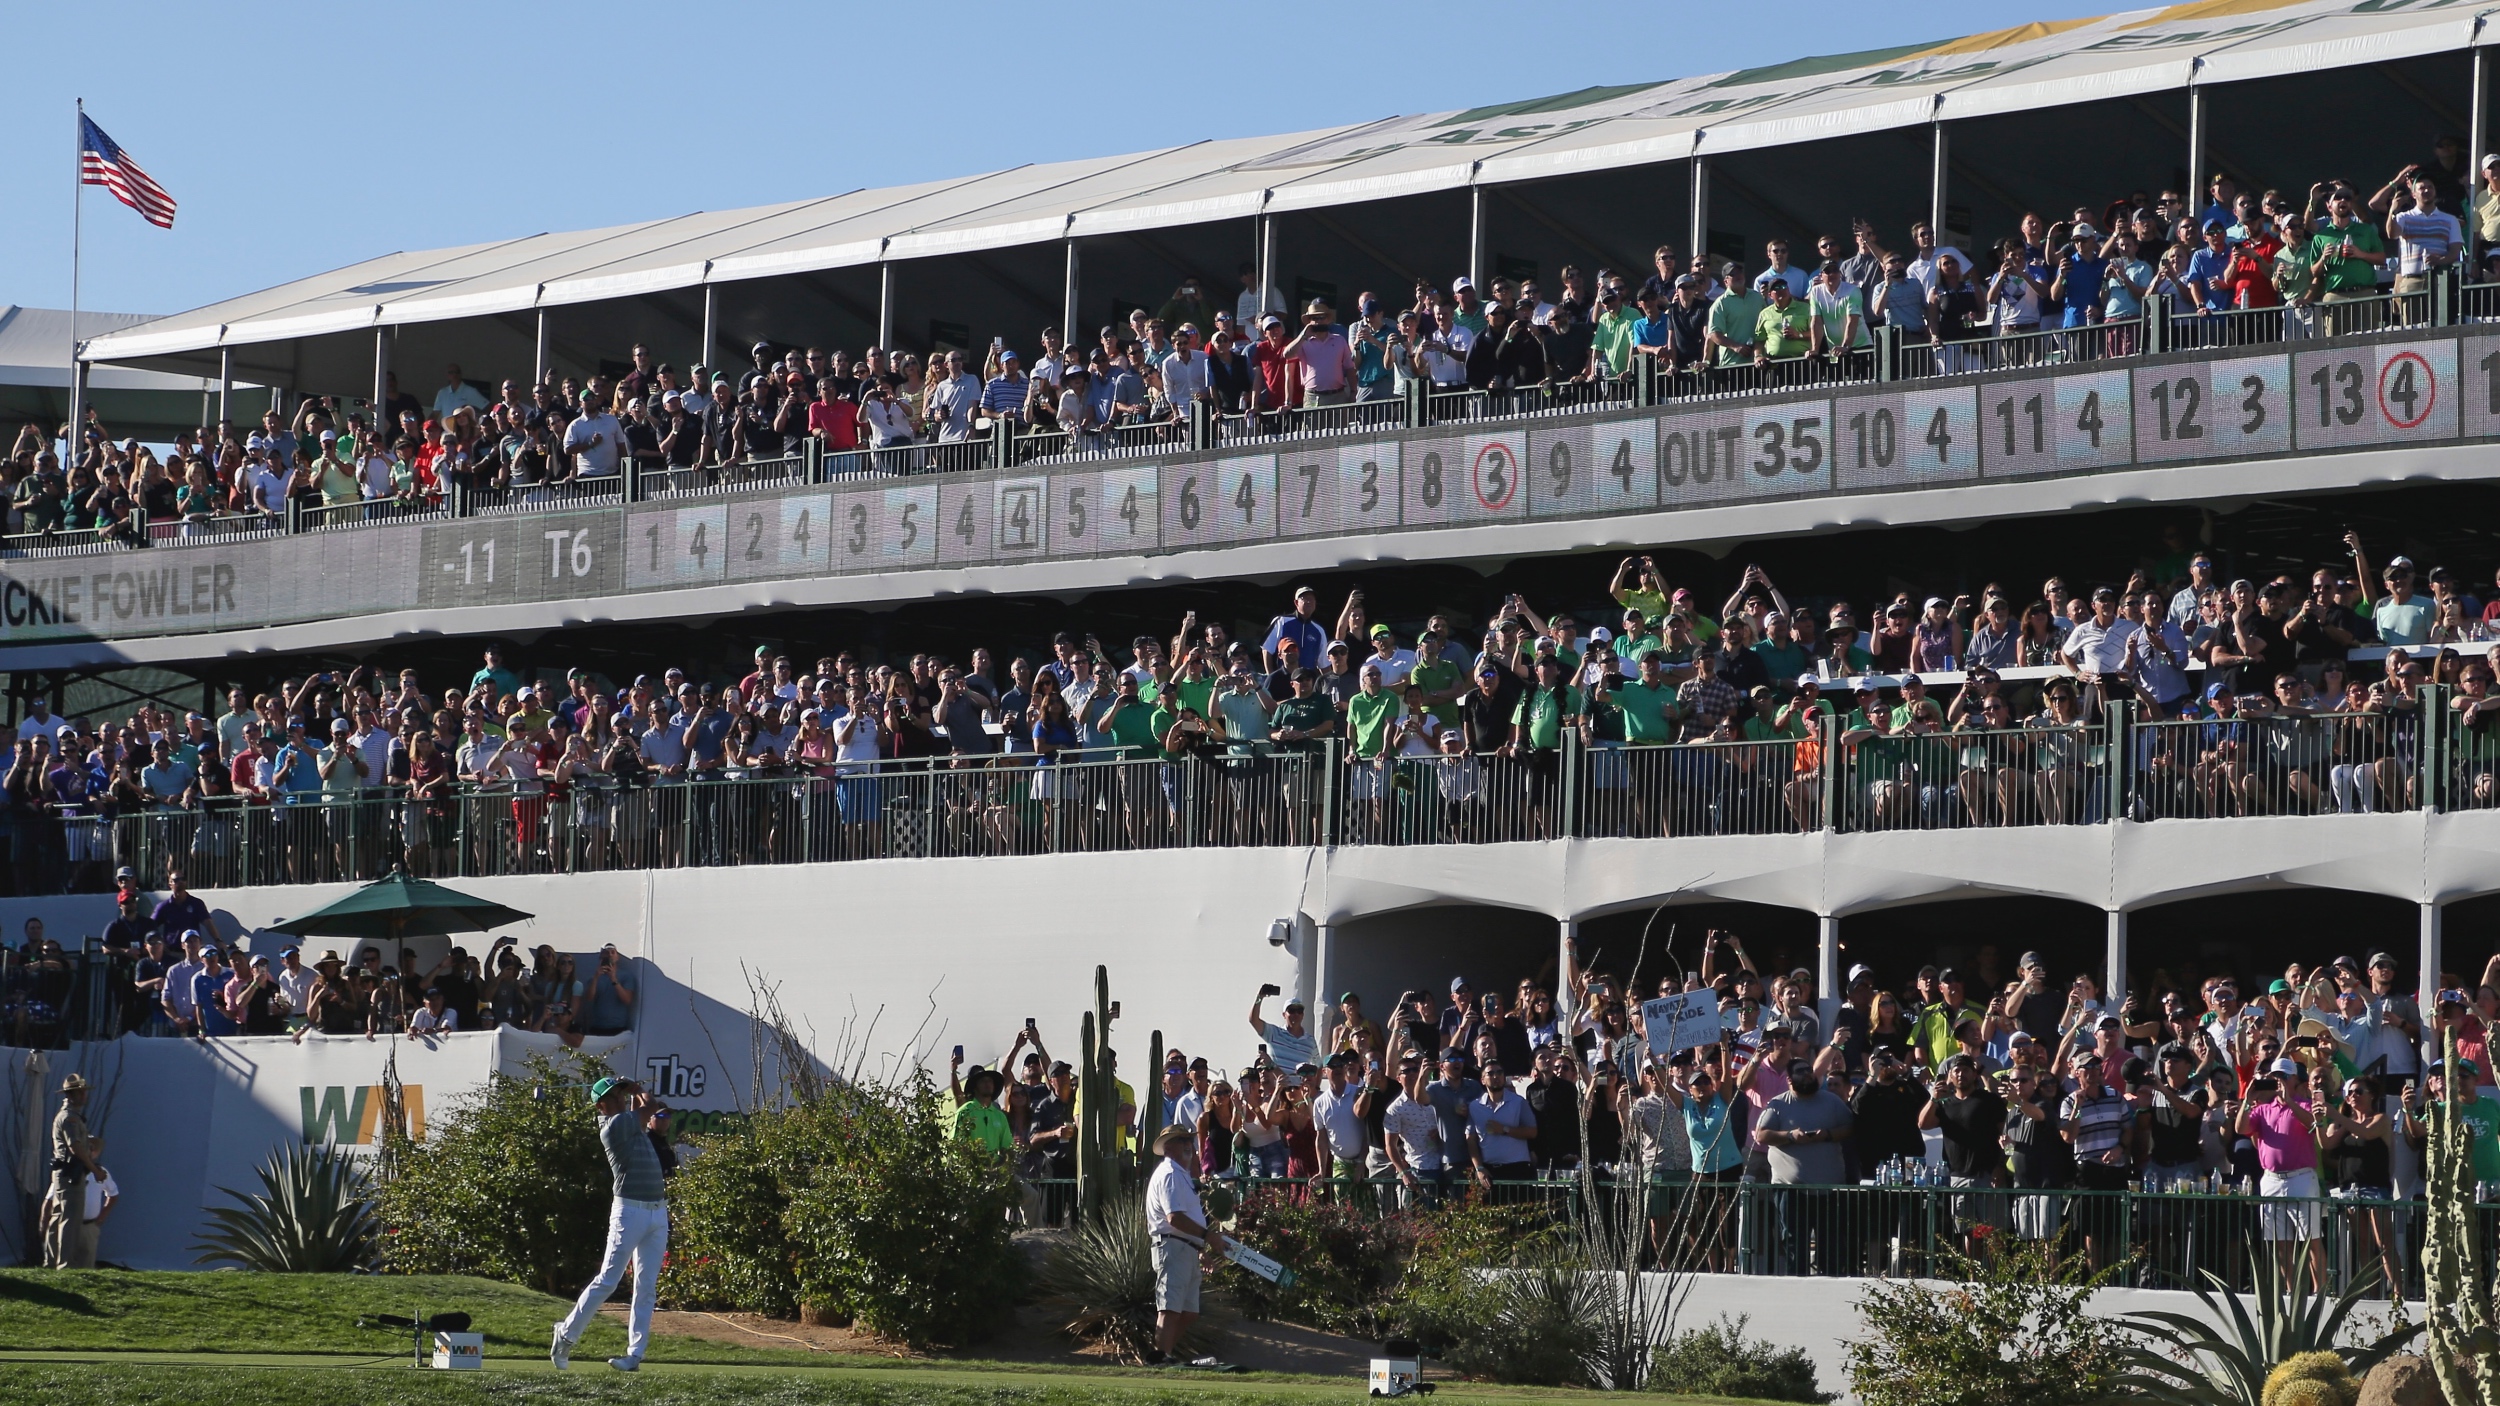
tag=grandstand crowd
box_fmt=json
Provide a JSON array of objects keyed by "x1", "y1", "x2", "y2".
[
  {"x1": 952, "y1": 936, "x2": 2494, "y2": 1286},
  {"x1": 10, "y1": 150, "x2": 2500, "y2": 526},
  {"x1": 0, "y1": 521, "x2": 2493, "y2": 902}
]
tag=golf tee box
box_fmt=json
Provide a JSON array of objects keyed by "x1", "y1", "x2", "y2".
[
  {"x1": 1222, "y1": 1239, "x2": 1297, "y2": 1288},
  {"x1": 430, "y1": 1332, "x2": 483, "y2": 1370}
]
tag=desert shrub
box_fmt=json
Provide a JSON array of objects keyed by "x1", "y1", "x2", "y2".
[
  {"x1": 654, "y1": 1099, "x2": 830, "y2": 1317},
  {"x1": 1844, "y1": 1237, "x2": 2122, "y2": 1406},
  {"x1": 376, "y1": 1051, "x2": 614, "y2": 1294},
  {"x1": 1646, "y1": 1314, "x2": 1832, "y2": 1402},
  {"x1": 661, "y1": 1071, "x2": 1023, "y2": 1350},
  {"x1": 1209, "y1": 1186, "x2": 1422, "y2": 1336}
]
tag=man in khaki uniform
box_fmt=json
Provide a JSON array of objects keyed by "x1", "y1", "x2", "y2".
[{"x1": 44, "y1": 1073, "x2": 102, "y2": 1269}]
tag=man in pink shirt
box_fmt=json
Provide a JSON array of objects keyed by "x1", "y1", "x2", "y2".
[
  {"x1": 1282, "y1": 300, "x2": 1358, "y2": 408},
  {"x1": 2234, "y1": 1057, "x2": 2326, "y2": 1290}
]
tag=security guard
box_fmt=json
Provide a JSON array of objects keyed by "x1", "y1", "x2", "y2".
[{"x1": 45, "y1": 1073, "x2": 102, "y2": 1268}]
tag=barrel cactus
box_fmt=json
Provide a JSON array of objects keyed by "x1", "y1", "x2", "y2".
[{"x1": 2261, "y1": 1350, "x2": 2356, "y2": 1406}]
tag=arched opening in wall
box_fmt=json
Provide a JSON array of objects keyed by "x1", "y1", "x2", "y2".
[
  {"x1": 2438, "y1": 892, "x2": 2500, "y2": 994},
  {"x1": 2124, "y1": 889, "x2": 2424, "y2": 1006},
  {"x1": 1574, "y1": 901, "x2": 1818, "y2": 1002},
  {"x1": 1840, "y1": 896, "x2": 2107, "y2": 1015},
  {"x1": 1326, "y1": 904, "x2": 1562, "y2": 1052}
]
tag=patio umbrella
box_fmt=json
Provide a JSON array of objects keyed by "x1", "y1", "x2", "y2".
[{"x1": 265, "y1": 868, "x2": 534, "y2": 943}]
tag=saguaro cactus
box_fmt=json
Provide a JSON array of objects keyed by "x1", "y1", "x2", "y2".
[
  {"x1": 1075, "y1": 965, "x2": 1116, "y2": 1223},
  {"x1": 2422, "y1": 1027, "x2": 2500, "y2": 1406}
]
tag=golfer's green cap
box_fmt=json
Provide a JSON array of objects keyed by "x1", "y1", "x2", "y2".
[{"x1": 589, "y1": 1076, "x2": 626, "y2": 1102}]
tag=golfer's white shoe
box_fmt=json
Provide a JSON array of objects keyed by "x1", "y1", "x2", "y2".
[
  {"x1": 607, "y1": 1356, "x2": 641, "y2": 1372},
  {"x1": 550, "y1": 1327, "x2": 572, "y2": 1370}
]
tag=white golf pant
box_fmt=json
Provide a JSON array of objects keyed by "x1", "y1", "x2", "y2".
[{"x1": 558, "y1": 1198, "x2": 668, "y2": 1361}]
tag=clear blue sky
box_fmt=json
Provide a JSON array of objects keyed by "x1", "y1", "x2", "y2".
[{"x1": 0, "y1": 1, "x2": 2113, "y2": 319}]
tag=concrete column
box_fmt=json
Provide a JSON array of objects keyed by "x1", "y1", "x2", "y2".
[
  {"x1": 371, "y1": 326, "x2": 391, "y2": 429},
  {"x1": 216, "y1": 345, "x2": 232, "y2": 431},
  {"x1": 878, "y1": 261, "x2": 895, "y2": 349},
  {"x1": 1062, "y1": 239, "x2": 1081, "y2": 342},
  {"x1": 1468, "y1": 183, "x2": 1486, "y2": 291},
  {"x1": 533, "y1": 309, "x2": 550, "y2": 388},
  {"x1": 1929, "y1": 123, "x2": 1950, "y2": 241},
  {"x1": 2105, "y1": 909, "x2": 2129, "y2": 1012},
  {"x1": 2421, "y1": 901, "x2": 2444, "y2": 1067},
  {"x1": 1688, "y1": 157, "x2": 1710, "y2": 270},
  {"x1": 1817, "y1": 914, "x2": 1841, "y2": 1033},
  {"x1": 2185, "y1": 84, "x2": 2207, "y2": 209},
  {"x1": 700, "y1": 284, "x2": 717, "y2": 370}
]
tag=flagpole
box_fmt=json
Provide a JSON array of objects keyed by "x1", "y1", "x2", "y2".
[{"x1": 67, "y1": 97, "x2": 83, "y2": 467}]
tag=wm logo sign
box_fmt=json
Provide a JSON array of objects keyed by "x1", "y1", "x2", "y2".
[{"x1": 299, "y1": 1085, "x2": 428, "y2": 1146}]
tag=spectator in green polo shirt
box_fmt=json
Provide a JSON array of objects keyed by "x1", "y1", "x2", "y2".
[
  {"x1": 952, "y1": 1065, "x2": 1014, "y2": 1155},
  {"x1": 1268, "y1": 669, "x2": 1339, "y2": 755},
  {"x1": 1511, "y1": 656, "x2": 1582, "y2": 839},
  {"x1": 1613, "y1": 653, "x2": 1680, "y2": 838},
  {"x1": 1407, "y1": 632, "x2": 1466, "y2": 727},
  {"x1": 2309, "y1": 187, "x2": 2387, "y2": 333},
  {"x1": 1345, "y1": 664, "x2": 1399, "y2": 840},
  {"x1": 1752, "y1": 613, "x2": 1812, "y2": 682},
  {"x1": 1102, "y1": 674, "x2": 1162, "y2": 760},
  {"x1": 1705, "y1": 262, "x2": 1765, "y2": 368},
  {"x1": 1752, "y1": 280, "x2": 1815, "y2": 370}
]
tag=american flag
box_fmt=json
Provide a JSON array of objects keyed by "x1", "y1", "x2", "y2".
[{"x1": 78, "y1": 114, "x2": 176, "y2": 229}]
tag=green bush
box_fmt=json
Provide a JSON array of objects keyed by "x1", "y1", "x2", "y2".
[
  {"x1": 1381, "y1": 1202, "x2": 1573, "y2": 1362},
  {"x1": 1422, "y1": 1250, "x2": 1605, "y2": 1387},
  {"x1": 1209, "y1": 1187, "x2": 1421, "y2": 1336},
  {"x1": 1646, "y1": 1314, "x2": 1831, "y2": 1402},
  {"x1": 661, "y1": 1071, "x2": 1023, "y2": 1350},
  {"x1": 655, "y1": 1098, "x2": 832, "y2": 1318},
  {"x1": 375, "y1": 1051, "x2": 614, "y2": 1294},
  {"x1": 1844, "y1": 1237, "x2": 2121, "y2": 1406}
]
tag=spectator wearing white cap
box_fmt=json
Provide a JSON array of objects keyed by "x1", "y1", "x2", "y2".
[{"x1": 1248, "y1": 983, "x2": 1315, "y2": 1071}]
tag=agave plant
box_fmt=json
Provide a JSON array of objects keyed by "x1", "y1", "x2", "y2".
[
  {"x1": 2106, "y1": 1248, "x2": 2418, "y2": 1405},
  {"x1": 193, "y1": 1142, "x2": 380, "y2": 1272},
  {"x1": 1039, "y1": 1191, "x2": 1172, "y2": 1362}
]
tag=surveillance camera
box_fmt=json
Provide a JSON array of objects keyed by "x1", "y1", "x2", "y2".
[{"x1": 1266, "y1": 919, "x2": 1293, "y2": 948}]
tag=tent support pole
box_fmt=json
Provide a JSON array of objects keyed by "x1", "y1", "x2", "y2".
[
  {"x1": 1688, "y1": 157, "x2": 1710, "y2": 267},
  {"x1": 1062, "y1": 239, "x2": 1080, "y2": 341},
  {"x1": 1929, "y1": 123, "x2": 1950, "y2": 240}
]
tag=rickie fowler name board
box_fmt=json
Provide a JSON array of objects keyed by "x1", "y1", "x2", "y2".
[{"x1": 0, "y1": 330, "x2": 2483, "y2": 647}]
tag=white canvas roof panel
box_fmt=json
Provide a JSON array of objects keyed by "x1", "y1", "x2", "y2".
[
  {"x1": 897, "y1": 131, "x2": 1345, "y2": 255},
  {"x1": 89, "y1": 0, "x2": 2496, "y2": 368}
]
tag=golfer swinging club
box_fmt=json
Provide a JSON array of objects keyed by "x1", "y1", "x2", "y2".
[
  {"x1": 1145, "y1": 1123, "x2": 1227, "y2": 1364},
  {"x1": 552, "y1": 1075, "x2": 675, "y2": 1372}
]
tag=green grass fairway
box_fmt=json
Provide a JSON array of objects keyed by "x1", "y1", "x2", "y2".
[
  {"x1": 0, "y1": 1271, "x2": 1794, "y2": 1405},
  {"x1": 0, "y1": 1354, "x2": 1798, "y2": 1406}
]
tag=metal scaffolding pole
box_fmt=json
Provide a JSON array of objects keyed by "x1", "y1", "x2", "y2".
[
  {"x1": 1688, "y1": 157, "x2": 1710, "y2": 267},
  {"x1": 1062, "y1": 239, "x2": 1080, "y2": 340}
]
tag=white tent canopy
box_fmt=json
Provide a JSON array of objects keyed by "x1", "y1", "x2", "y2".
[{"x1": 85, "y1": 0, "x2": 2500, "y2": 369}]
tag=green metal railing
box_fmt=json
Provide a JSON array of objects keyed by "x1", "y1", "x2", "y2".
[
  {"x1": 1013, "y1": 1172, "x2": 2447, "y2": 1298},
  {"x1": 31, "y1": 698, "x2": 2485, "y2": 891}
]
